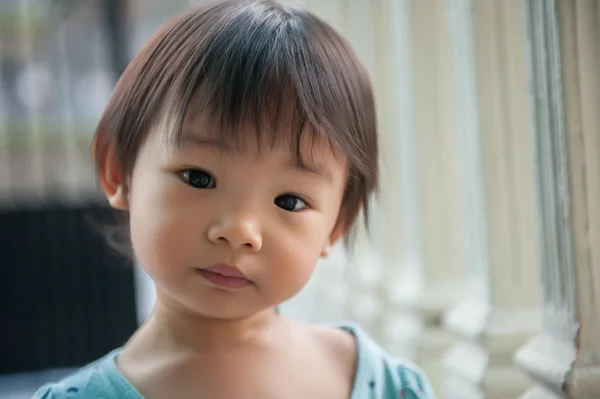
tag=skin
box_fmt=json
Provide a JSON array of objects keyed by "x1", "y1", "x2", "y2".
[{"x1": 99, "y1": 111, "x2": 358, "y2": 399}]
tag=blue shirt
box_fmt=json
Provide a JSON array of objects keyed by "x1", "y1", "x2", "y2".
[{"x1": 33, "y1": 323, "x2": 435, "y2": 398}]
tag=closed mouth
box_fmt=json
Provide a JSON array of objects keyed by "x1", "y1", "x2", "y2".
[
  {"x1": 200, "y1": 263, "x2": 248, "y2": 278},
  {"x1": 195, "y1": 263, "x2": 252, "y2": 289}
]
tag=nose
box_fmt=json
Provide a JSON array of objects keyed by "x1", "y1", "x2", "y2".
[{"x1": 207, "y1": 216, "x2": 262, "y2": 252}]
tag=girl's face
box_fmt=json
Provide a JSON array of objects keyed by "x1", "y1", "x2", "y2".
[{"x1": 112, "y1": 112, "x2": 349, "y2": 319}]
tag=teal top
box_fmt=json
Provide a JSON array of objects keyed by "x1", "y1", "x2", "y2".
[{"x1": 32, "y1": 323, "x2": 435, "y2": 399}]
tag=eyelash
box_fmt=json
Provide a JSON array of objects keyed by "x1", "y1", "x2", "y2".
[{"x1": 179, "y1": 169, "x2": 311, "y2": 212}]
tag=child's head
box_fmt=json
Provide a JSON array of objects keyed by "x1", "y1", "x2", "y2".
[{"x1": 93, "y1": 0, "x2": 378, "y2": 318}]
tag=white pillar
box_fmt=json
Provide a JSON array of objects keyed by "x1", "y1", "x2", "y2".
[
  {"x1": 442, "y1": 0, "x2": 542, "y2": 398},
  {"x1": 369, "y1": 0, "x2": 424, "y2": 361},
  {"x1": 404, "y1": 0, "x2": 470, "y2": 391},
  {"x1": 515, "y1": 1, "x2": 600, "y2": 398},
  {"x1": 348, "y1": 2, "x2": 464, "y2": 378}
]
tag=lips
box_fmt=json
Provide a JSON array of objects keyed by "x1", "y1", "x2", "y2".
[
  {"x1": 202, "y1": 264, "x2": 248, "y2": 278},
  {"x1": 195, "y1": 263, "x2": 252, "y2": 289}
]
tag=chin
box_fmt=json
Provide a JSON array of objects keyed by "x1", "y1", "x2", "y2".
[{"x1": 183, "y1": 297, "x2": 269, "y2": 320}]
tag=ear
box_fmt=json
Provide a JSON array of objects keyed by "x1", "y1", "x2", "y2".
[
  {"x1": 97, "y1": 141, "x2": 129, "y2": 211},
  {"x1": 320, "y1": 197, "x2": 365, "y2": 258},
  {"x1": 320, "y1": 220, "x2": 346, "y2": 258}
]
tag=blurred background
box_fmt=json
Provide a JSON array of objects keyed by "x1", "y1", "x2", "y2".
[{"x1": 1, "y1": 1, "x2": 599, "y2": 398}]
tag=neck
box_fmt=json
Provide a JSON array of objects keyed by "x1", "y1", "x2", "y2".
[{"x1": 137, "y1": 295, "x2": 283, "y2": 354}]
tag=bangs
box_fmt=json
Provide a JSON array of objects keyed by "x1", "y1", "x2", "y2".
[{"x1": 179, "y1": 82, "x2": 333, "y2": 169}]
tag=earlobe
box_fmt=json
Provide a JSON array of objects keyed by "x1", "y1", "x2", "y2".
[
  {"x1": 320, "y1": 245, "x2": 331, "y2": 258},
  {"x1": 107, "y1": 185, "x2": 129, "y2": 210},
  {"x1": 320, "y1": 220, "x2": 345, "y2": 258},
  {"x1": 97, "y1": 142, "x2": 129, "y2": 211}
]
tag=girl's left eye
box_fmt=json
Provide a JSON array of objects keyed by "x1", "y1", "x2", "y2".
[
  {"x1": 180, "y1": 169, "x2": 216, "y2": 189},
  {"x1": 274, "y1": 194, "x2": 308, "y2": 212}
]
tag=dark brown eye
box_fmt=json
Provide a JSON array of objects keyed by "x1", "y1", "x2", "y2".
[
  {"x1": 275, "y1": 195, "x2": 307, "y2": 212},
  {"x1": 181, "y1": 169, "x2": 216, "y2": 189}
]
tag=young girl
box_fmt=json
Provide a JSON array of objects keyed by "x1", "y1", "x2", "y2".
[{"x1": 34, "y1": 1, "x2": 435, "y2": 398}]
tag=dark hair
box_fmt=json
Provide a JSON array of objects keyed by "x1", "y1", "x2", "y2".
[{"x1": 93, "y1": 0, "x2": 378, "y2": 257}]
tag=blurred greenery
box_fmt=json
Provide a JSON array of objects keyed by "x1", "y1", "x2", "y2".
[
  {"x1": 0, "y1": 7, "x2": 48, "y2": 38},
  {"x1": 1, "y1": 120, "x2": 94, "y2": 150}
]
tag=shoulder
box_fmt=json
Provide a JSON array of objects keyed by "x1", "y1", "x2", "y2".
[
  {"x1": 299, "y1": 322, "x2": 358, "y2": 386},
  {"x1": 31, "y1": 349, "x2": 142, "y2": 399},
  {"x1": 337, "y1": 322, "x2": 436, "y2": 399},
  {"x1": 310, "y1": 322, "x2": 357, "y2": 365}
]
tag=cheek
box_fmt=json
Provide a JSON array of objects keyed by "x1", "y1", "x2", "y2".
[
  {"x1": 263, "y1": 222, "x2": 330, "y2": 298},
  {"x1": 128, "y1": 174, "x2": 197, "y2": 276}
]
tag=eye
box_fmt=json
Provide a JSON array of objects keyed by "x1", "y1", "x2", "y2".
[
  {"x1": 275, "y1": 194, "x2": 308, "y2": 212},
  {"x1": 181, "y1": 169, "x2": 216, "y2": 189}
]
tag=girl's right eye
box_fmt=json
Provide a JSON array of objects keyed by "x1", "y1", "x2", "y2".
[{"x1": 180, "y1": 169, "x2": 216, "y2": 189}]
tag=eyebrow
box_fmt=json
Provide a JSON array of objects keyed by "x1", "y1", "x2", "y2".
[{"x1": 180, "y1": 133, "x2": 332, "y2": 183}]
